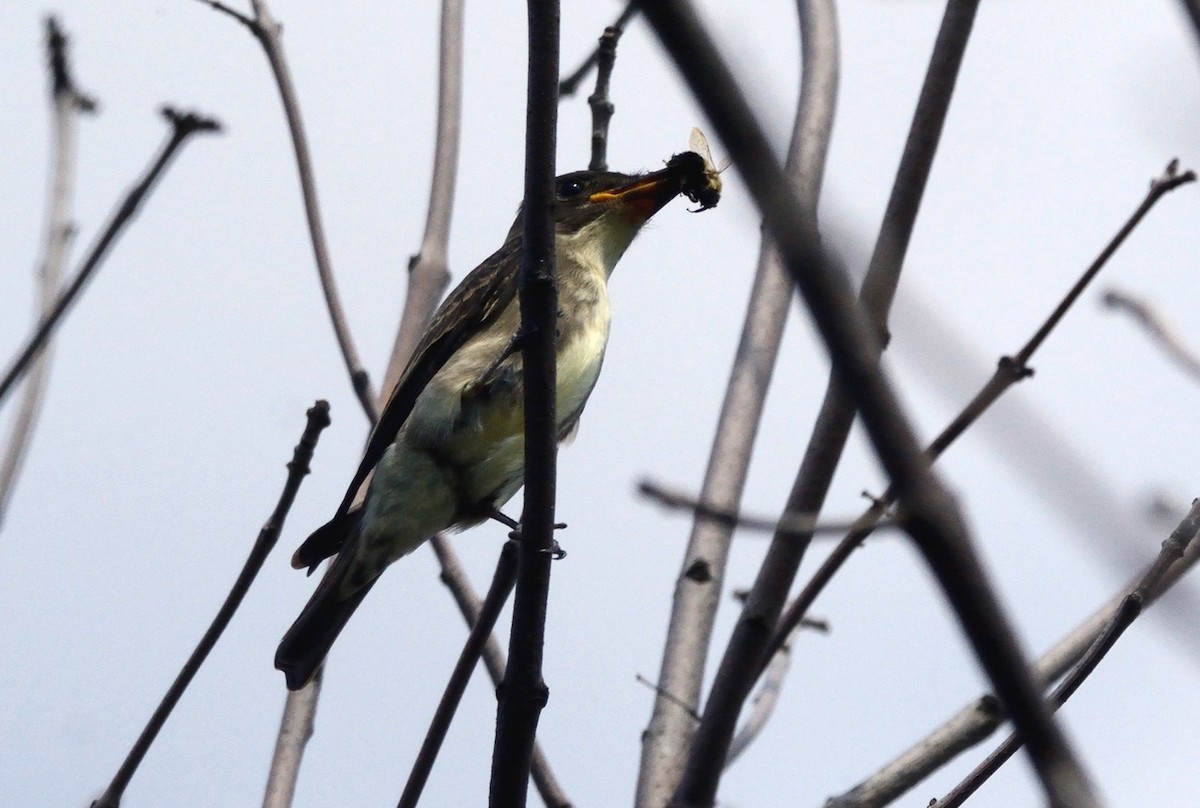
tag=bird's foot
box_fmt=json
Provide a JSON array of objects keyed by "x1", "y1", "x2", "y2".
[{"x1": 488, "y1": 508, "x2": 520, "y2": 530}]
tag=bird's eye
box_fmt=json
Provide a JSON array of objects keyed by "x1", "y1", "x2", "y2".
[{"x1": 556, "y1": 177, "x2": 586, "y2": 198}]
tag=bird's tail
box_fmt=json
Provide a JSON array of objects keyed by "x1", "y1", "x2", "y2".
[{"x1": 276, "y1": 518, "x2": 378, "y2": 690}]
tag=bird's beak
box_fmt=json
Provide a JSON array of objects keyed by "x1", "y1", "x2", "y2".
[{"x1": 588, "y1": 165, "x2": 685, "y2": 223}]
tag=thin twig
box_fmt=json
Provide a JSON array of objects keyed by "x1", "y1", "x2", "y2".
[
  {"x1": 830, "y1": 507, "x2": 1200, "y2": 807},
  {"x1": 1102, "y1": 286, "x2": 1200, "y2": 383},
  {"x1": 398, "y1": 542, "x2": 519, "y2": 808},
  {"x1": 586, "y1": 26, "x2": 621, "y2": 172},
  {"x1": 640, "y1": 2, "x2": 1098, "y2": 807},
  {"x1": 199, "y1": 0, "x2": 377, "y2": 419},
  {"x1": 765, "y1": 159, "x2": 1196, "y2": 674},
  {"x1": 558, "y1": 2, "x2": 637, "y2": 97},
  {"x1": 0, "y1": 17, "x2": 96, "y2": 527},
  {"x1": 0, "y1": 108, "x2": 220, "y2": 412},
  {"x1": 637, "y1": 478, "x2": 897, "y2": 537},
  {"x1": 91, "y1": 402, "x2": 331, "y2": 808},
  {"x1": 635, "y1": 0, "x2": 839, "y2": 803},
  {"x1": 488, "y1": 1, "x2": 561, "y2": 804},
  {"x1": 933, "y1": 499, "x2": 1200, "y2": 808}
]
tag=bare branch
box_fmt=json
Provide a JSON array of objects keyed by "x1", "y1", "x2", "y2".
[
  {"x1": 637, "y1": 478, "x2": 897, "y2": 537},
  {"x1": 399, "y1": 542, "x2": 519, "y2": 808},
  {"x1": 489, "y1": 1, "x2": 561, "y2": 803},
  {"x1": 263, "y1": 673, "x2": 322, "y2": 808},
  {"x1": 1103, "y1": 287, "x2": 1200, "y2": 383},
  {"x1": 586, "y1": 26, "x2": 622, "y2": 172},
  {"x1": 558, "y1": 2, "x2": 637, "y2": 97},
  {"x1": 640, "y1": 1, "x2": 1099, "y2": 806},
  {"x1": 0, "y1": 16, "x2": 97, "y2": 527},
  {"x1": 199, "y1": 0, "x2": 378, "y2": 419},
  {"x1": 635, "y1": 0, "x2": 839, "y2": 802},
  {"x1": 383, "y1": 0, "x2": 463, "y2": 390},
  {"x1": 766, "y1": 159, "x2": 1196, "y2": 671},
  {"x1": 92, "y1": 402, "x2": 331, "y2": 808},
  {"x1": 0, "y1": 108, "x2": 220, "y2": 412},
  {"x1": 832, "y1": 518, "x2": 1200, "y2": 806},
  {"x1": 724, "y1": 626, "x2": 797, "y2": 768},
  {"x1": 932, "y1": 500, "x2": 1200, "y2": 808}
]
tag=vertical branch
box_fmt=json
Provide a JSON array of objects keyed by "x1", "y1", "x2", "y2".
[
  {"x1": 637, "y1": 2, "x2": 1097, "y2": 807},
  {"x1": 489, "y1": 0, "x2": 559, "y2": 804},
  {"x1": 586, "y1": 26, "x2": 621, "y2": 172},
  {"x1": 636, "y1": 0, "x2": 839, "y2": 803},
  {"x1": 0, "y1": 109, "x2": 221, "y2": 411},
  {"x1": 262, "y1": 675, "x2": 322, "y2": 808},
  {"x1": 0, "y1": 16, "x2": 96, "y2": 526},
  {"x1": 383, "y1": 0, "x2": 464, "y2": 389},
  {"x1": 260, "y1": 0, "x2": 473, "y2": 801}
]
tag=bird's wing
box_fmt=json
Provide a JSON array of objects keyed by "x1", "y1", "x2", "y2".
[{"x1": 333, "y1": 237, "x2": 522, "y2": 518}]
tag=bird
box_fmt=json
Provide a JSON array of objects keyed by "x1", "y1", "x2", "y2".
[{"x1": 275, "y1": 155, "x2": 719, "y2": 690}]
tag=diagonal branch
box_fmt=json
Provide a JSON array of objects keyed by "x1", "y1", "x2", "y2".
[
  {"x1": 830, "y1": 501, "x2": 1200, "y2": 807},
  {"x1": 199, "y1": 0, "x2": 377, "y2": 419},
  {"x1": 398, "y1": 541, "x2": 519, "y2": 808},
  {"x1": 765, "y1": 160, "x2": 1196, "y2": 674},
  {"x1": 0, "y1": 108, "x2": 220, "y2": 412},
  {"x1": 92, "y1": 402, "x2": 331, "y2": 808},
  {"x1": 558, "y1": 2, "x2": 638, "y2": 97},
  {"x1": 933, "y1": 499, "x2": 1200, "y2": 808},
  {"x1": 638, "y1": 1, "x2": 1097, "y2": 806}
]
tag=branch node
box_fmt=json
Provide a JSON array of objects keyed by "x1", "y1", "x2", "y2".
[{"x1": 997, "y1": 355, "x2": 1034, "y2": 380}]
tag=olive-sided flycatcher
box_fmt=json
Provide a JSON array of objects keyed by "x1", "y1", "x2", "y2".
[{"x1": 276, "y1": 155, "x2": 715, "y2": 690}]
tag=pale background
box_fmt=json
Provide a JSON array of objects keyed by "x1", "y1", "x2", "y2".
[{"x1": 1, "y1": 1, "x2": 1199, "y2": 806}]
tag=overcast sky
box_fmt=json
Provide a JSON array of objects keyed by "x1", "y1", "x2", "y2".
[{"x1": 3, "y1": 2, "x2": 1200, "y2": 807}]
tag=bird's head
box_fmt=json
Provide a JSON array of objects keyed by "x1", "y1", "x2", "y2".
[{"x1": 507, "y1": 156, "x2": 715, "y2": 276}]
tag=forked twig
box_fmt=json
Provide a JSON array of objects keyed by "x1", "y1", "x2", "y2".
[
  {"x1": 764, "y1": 160, "x2": 1196, "y2": 674},
  {"x1": 91, "y1": 402, "x2": 331, "y2": 808},
  {"x1": 558, "y1": 2, "x2": 637, "y2": 97}
]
